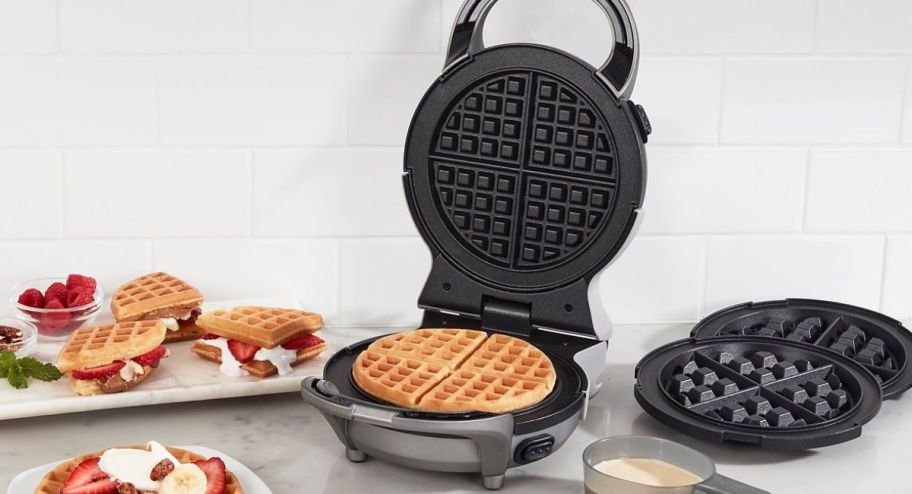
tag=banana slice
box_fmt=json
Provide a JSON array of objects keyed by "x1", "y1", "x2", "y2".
[{"x1": 159, "y1": 463, "x2": 208, "y2": 494}]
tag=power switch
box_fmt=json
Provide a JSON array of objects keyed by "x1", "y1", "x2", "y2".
[
  {"x1": 627, "y1": 101, "x2": 652, "y2": 143},
  {"x1": 515, "y1": 435, "x2": 555, "y2": 464}
]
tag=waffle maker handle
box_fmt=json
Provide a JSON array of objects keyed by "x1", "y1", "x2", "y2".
[
  {"x1": 696, "y1": 474, "x2": 770, "y2": 494},
  {"x1": 445, "y1": 0, "x2": 639, "y2": 98},
  {"x1": 301, "y1": 377, "x2": 515, "y2": 483}
]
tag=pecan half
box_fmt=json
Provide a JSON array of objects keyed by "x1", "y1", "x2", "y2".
[
  {"x1": 118, "y1": 483, "x2": 138, "y2": 494},
  {"x1": 150, "y1": 458, "x2": 175, "y2": 481}
]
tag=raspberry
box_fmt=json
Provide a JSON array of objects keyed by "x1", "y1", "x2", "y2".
[
  {"x1": 66, "y1": 287, "x2": 95, "y2": 308},
  {"x1": 44, "y1": 282, "x2": 68, "y2": 305},
  {"x1": 17, "y1": 288, "x2": 45, "y2": 308},
  {"x1": 66, "y1": 274, "x2": 97, "y2": 293},
  {"x1": 41, "y1": 299, "x2": 72, "y2": 334}
]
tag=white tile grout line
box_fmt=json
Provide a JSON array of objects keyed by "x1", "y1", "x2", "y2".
[
  {"x1": 878, "y1": 236, "x2": 890, "y2": 313},
  {"x1": 696, "y1": 236, "x2": 709, "y2": 319},
  {"x1": 248, "y1": 149, "x2": 256, "y2": 238},
  {"x1": 715, "y1": 57, "x2": 727, "y2": 145},
  {"x1": 899, "y1": 57, "x2": 911, "y2": 143},
  {"x1": 800, "y1": 147, "x2": 812, "y2": 233},
  {"x1": 811, "y1": 0, "x2": 820, "y2": 54},
  {"x1": 57, "y1": 150, "x2": 65, "y2": 239}
]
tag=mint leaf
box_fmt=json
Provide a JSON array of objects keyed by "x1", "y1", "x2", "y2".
[
  {"x1": 0, "y1": 350, "x2": 15, "y2": 378},
  {"x1": 7, "y1": 371, "x2": 28, "y2": 389},
  {"x1": 19, "y1": 357, "x2": 62, "y2": 382}
]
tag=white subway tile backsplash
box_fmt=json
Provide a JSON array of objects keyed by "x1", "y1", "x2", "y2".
[
  {"x1": 883, "y1": 236, "x2": 912, "y2": 321},
  {"x1": 597, "y1": 236, "x2": 705, "y2": 322},
  {"x1": 253, "y1": 148, "x2": 417, "y2": 237},
  {"x1": 0, "y1": 0, "x2": 56, "y2": 53},
  {"x1": 635, "y1": 58, "x2": 723, "y2": 144},
  {"x1": 816, "y1": 0, "x2": 912, "y2": 54},
  {"x1": 338, "y1": 238, "x2": 430, "y2": 326},
  {"x1": 904, "y1": 61, "x2": 912, "y2": 144},
  {"x1": 705, "y1": 236, "x2": 885, "y2": 314},
  {"x1": 721, "y1": 58, "x2": 906, "y2": 144},
  {"x1": 628, "y1": 0, "x2": 816, "y2": 54},
  {"x1": 347, "y1": 55, "x2": 440, "y2": 146},
  {"x1": 152, "y1": 239, "x2": 339, "y2": 322},
  {"x1": 640, "y1": 148, "x2": 805, "y2": 234},
  {"x1": 0, "y1": 241, "x2": 150, "y2": 311},
  {"x1": 806, "y1": 150, "x2": 912, "y2": 233},
  {"x1": 59, "y1": 0, "x2": 248, "y2": 53},
  {"x1": 0, "y1": 152, "x2": 61, "y2": 239},
  {"x1": 64, "y1": 150, "x2": 251, "y2": 238},
  {"x1": 158, "y1": 56, "x2": 347, "y2": 146},
  {"x1": 0, "y1": 58, "x2": 157, "y2": 146},
  {"x1": 253, "y1": 0, "x2": 441, "y2": 54}
]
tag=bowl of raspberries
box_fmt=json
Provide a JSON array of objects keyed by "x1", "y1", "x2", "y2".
[{"x1": 10, "y1": 274, "x2": 103, "y2": 341}]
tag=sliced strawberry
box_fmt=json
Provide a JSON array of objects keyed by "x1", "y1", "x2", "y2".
[
  {"x1": 17, "y1": 288, "x2": 45, "y2": 308},
  {"x1": 66, "y1": 287, "x2": 95, "y2": 308},
  {"x1": 281, "y1": 334, "x2": 324, "y2": 350},
  {"x1": 132, "y1": 345, "x2": 167, "y2": 367},
  {"x1": 66, "y1": 274, "x2": 98, "y2": 293},
  {"x1": 61, "y1": 458, "x2": 115, "y2": 494},
  {"x1": 201, "y1": 333, "x2": 219, "y2": 340},
  {"x1": 44, "y1": 282, "x2": 68, "y2": 305},
  {"x1": 226, "y1": 340, "x2": 259, "y2": 364},
  {"x1": 71, "y1": 361, "x2": 125, "y2": 381},
  {"x1": 193, "y1": 457, "x2": 227, "y2": 494}
]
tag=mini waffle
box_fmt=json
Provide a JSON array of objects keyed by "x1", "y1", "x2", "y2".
[
  {"x1": 192, "y1": 340, "x2": 327, "y2": 378},
  {"x1": 35, "y1": 445, "x2": 244, "y2": 494},
  {"x1": 366, "y1": 328, "x2": 487, "y2": 369},
  {"x1": 635, "y1": 338, "x2": 883, "y2": 449},
  {"x1": 352, "y1": 329, "x2": 556, "y2": 414},
  {"x1": 196, "y1": 306, "x2": 323, "y2": 348},
  {"x1": 111, "y1": 272, "x2": 203, "y2": 322},
  {"x1": 690, "y1": 299, "x2": 912, "y2": 398},
  {"x1": 57, "y1": 320, "x2": 166, "y2": 373}
]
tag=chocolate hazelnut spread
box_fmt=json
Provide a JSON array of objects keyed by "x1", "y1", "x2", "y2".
[
  {"x1": 0, "y1": 326, "x2": 24, "y2": 352},
  {"x1": 99, "y1": 366, "x2": 152, "y2": 394},
  {"x1": 141, "y1": 307, "x2": 201, "y2": 322}
]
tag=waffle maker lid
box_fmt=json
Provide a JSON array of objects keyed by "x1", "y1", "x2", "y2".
[
  {"x1": 634, "y1": 336, "x2": 883, "y2": 449},
  {"x1": 403, "y1": 0, "x2": 649, "y2": 340},
  {"x1": 690, "y1": 299, "x2": 912, "y2": 399}
]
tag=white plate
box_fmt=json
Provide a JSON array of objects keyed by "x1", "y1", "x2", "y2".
[
  {"x1": 0, "y1": 298, "x2": 335, "y2": 421},
  {"x1": 6, "y1": 445, "x2": 271, "y2": 494}
]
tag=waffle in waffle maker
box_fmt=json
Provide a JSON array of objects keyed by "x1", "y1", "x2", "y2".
[{"x1": 301, "y1": 0, "x2": 650, "y2": 489}]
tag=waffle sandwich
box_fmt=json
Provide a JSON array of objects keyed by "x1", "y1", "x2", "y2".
[
  {"x1": 191, "y1": 306, "x2": 326, "y2": 378},
  {"x1": 35, "y1": 441, "x2": 243, "y2": 494},
  {"x1": 111, "y1": 272, "x2": 205, "y2": 343},
  {"x1": 57, "y1": 320, "x2": 169, "y2": 396},
  {"x1": 353, "y1": 329, "x2": 556, "y2": 414}
]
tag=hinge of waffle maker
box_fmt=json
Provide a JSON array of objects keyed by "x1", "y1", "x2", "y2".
[{"x1": 480, "y1": 298, "x2": 532, "y2": 338}]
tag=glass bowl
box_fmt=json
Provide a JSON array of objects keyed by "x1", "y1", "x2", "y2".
[
  {"x1": 0, "y1": 318, "x2": 38, "y2": 357},
  {"x1": 8, "y1": 277, "x2": 104, "y2": 342}
]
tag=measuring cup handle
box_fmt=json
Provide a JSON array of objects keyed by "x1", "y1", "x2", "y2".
[{"x1": 696, "y1": 474, "x2": 770, "y2": 494}]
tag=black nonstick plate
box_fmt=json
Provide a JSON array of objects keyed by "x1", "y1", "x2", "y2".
[
  {"x1": 635, "y1": 337, "x2": 883, "y2": 449},
  {"x1": 690, "y1": 299, "x2": 912, "y2": 399}
]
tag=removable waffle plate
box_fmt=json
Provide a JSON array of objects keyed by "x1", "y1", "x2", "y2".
[
  {"x1": 690, "y1": 299, "x2": 912, "y2": 399},
  {"x1": 322, "y1": 332, "x2": 585, "y2": 435},
  {"x1": 635, "y1": 336, "x2": 882, "y2": 449}
]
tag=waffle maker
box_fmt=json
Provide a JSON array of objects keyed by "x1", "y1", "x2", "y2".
[{"x1": 301, "y1": 0, "x2": 649, "y2": 489}]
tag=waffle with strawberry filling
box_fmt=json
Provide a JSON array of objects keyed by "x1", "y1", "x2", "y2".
[
  {"x1": 111, "y1": 272, "x2": 205, "y2": 343},
  {"x1": 56, "y1": 320, "x2": 169, "y2": 396},
  {"x1": 191, "y1": 306, "x2": 325, "y2": 378}
]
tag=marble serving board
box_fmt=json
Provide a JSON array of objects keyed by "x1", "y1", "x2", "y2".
[
  {"x1": 0, "y1": 298, "x2": 336, "y2": 421},
  {"x1": 8, "y1": 445, "x2": 272, "y2": 494}
]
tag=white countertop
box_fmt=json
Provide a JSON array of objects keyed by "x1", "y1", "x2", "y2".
[{"x1": 2, "y1": 324, "x2": 909, "y2": 493}]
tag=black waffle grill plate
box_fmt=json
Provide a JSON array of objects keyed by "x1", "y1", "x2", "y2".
[
  {"x1": 691, "y1": 299, "x2": 912, "y2": 399},
  {"x1": 635, "y1": 337, "x2": 883, "y2": 449}
]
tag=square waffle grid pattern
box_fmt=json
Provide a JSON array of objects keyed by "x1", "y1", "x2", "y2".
[
  {"x1": 113, "y1": 272, "x2": 198, "y2": 306},
  {"x1": 718, "y1": 315, "x2": 899, "y2": 386},
  {"x1": 57, "y1": 320, "x2": 164, "y2": 371},
  {"x1": 419, "y1": 369, "x2": 549, "y2": 411},
  {"x1": 666, "y1": 349, "x2": 852, "y2": 428},
  {"x1": 210, "y1": 306, "x2": 311, "y2": 332},
  {"x1": 430, "y1": 70, "x2": 618, "y2": 269},
  {"x1": 461, "y1": 333, "x2": 555, "y2": 384},
  {"x1": 356, "y1": 351, "x2": 450, "y2": 406},
  {"x1": 370, "y1": 328, "x2": 486, "y2": 369}
]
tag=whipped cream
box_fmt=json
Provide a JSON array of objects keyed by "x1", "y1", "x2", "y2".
[
  {"x1": 119, "y1": 360, "x2": 145, "y2": 382},
  {"x1": 162, "y1": 318, "x2": 179, "y2": 332},
  {"x1": 254, "y1": 345, "x2": 298, "y2": 376},
  {"x1": 202, "y1": 337, "x2": 249, "y2": 378},
  {"x1": 98, "y1": 441, "x2": 179, "y2": 492}
]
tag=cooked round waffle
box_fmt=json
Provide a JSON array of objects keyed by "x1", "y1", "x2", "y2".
[
  {"x1": 353, "y1": 329, "x2": 556, "y2": 414},
  {"x1": 34, "y1": 445, "x2": 244, "y2": 494},
  {"x1": 111, "y1": 272, "x2": 203, "y2": 322},
  {"x1": 56, "y1": 320, "x2": 166, "y2": 373}
]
